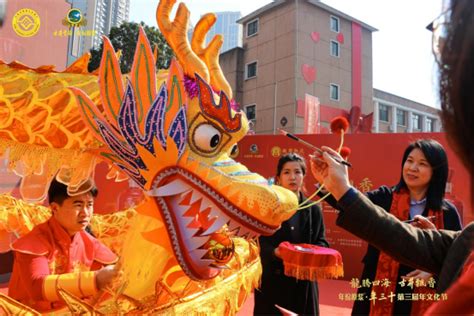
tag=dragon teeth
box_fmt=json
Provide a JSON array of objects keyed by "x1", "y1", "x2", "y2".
[
  {"x1": 201, "y1": 215, "x2": 228, "y2": 236},
  {"x1": 147, "y1": 178, "x2": 189, "y2": 197}
]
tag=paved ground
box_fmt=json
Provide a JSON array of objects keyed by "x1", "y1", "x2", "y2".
[
  {"x1": 0, "y1": 279, "x2": 354, "y2": 315},
  {"x1": 238, "y1": 279, "x2": 354, "y2": 315}
]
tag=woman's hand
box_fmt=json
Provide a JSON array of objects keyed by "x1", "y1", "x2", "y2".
[
  {"x1": 274, "y1": 247, "x2": 282, "y2": 259},
  {"x1": 275, "y1": 304, "x2": 298, "y2": 316},
  {"x1": 310, "y1": 146, "x2": 352, "y2": 200},
  {"x1": 402, "y1": 269, "x2": 433, "y2": 282},
  {"x1": 411, "y1": 215, "x2": 436, "y2": 230}
]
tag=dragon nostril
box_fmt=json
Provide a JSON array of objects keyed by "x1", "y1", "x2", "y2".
[{"x1": 230, "y1": 144, "x2": 238, "y2": 156}]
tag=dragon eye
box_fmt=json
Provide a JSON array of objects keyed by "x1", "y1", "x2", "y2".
[{"x1": 193, "y1": 124, "x2": 222, "y2": 152}]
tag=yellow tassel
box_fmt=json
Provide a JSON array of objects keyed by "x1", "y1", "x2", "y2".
[{"x1": 283, "y1": 263, "x2": 344, "y2": 281}]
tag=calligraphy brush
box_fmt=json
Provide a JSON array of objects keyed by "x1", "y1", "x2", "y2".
[{"x1": 277, "y1": 128, "x2": 352, "y2": 168}]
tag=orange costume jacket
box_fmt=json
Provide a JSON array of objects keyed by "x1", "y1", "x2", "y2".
[{"x1": 8, "y1": 217, "x2": 117, "y2": 311}]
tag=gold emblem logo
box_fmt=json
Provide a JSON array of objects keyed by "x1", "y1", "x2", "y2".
[
  {"x1": 12, "y1": 8, "x2": 40, "y2": 37},
  {"x1": 271, "y1": 146, "x2": 281, "y2": 157}
]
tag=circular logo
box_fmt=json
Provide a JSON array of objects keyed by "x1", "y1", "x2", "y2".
[
  {"x1": 250, "y1": 144, "x2": 259, "y2": 154},
  {"x1": 12, "y1": 8, "x2": 40, "y2": 37},
  {"x1": 271, "y1": 146, "x2": 281, "y2": 157},
  {"x1": 67, "y1": 8, "x2": 83, "y2": 26}
]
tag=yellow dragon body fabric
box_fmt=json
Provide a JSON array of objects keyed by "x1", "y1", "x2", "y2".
[{"x1": 0, "y1": 0, "x2": 298, "y2": 314}]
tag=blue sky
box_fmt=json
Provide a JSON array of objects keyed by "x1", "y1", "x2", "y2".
[{"x1": 130, "y1": 0, "x2": 443, "y2": 107}]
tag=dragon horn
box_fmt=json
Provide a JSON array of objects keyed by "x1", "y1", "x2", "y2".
[
  {"x1": 191, "y1": 13, "x2": 232, "y2": 99},
  {"x1": 156, "y1": 0, "x2": 210, "y2": 82}
]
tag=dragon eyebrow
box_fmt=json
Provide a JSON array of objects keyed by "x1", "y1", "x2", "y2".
[{"x1": 196, "y1": 74, "x2": 241, "y2": 132}]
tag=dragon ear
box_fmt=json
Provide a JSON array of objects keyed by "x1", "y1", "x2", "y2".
[
  {"x1": 99, "y1": 36, "x2": 125, "y2": 123},
  {"x1": 70, "y1": 86, "x2": 117, "y2": 145},
  {"x1": 130, "y1": 27, "x2": 157, "y2": 125},
  {"x1": 164, "y1": 59, "x2": 186, "y2": 133}
]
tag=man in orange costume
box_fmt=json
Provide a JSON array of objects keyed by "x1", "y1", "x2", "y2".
[{"x1": 8, "y1": 179, "x2": 119, "y2": 311}]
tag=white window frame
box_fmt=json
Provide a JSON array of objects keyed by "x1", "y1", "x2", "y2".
[
  {"x1": 396, "y1": 109, "x2": 406, "y2": 126},
  {"x1": 246, "y1": 18, "x2": 259, "y2": 38},
  {"x1": 412, "y1": 113, "x2": 421, "y2": 130},
  {"x1": 330, "y1": 40, "x2": 340, "y2": 57},
  {"x1": 330, "y1": 83, "x2": 340, "y2": 101},
  {"x1": 244, "y1": 104, "x2": 257, "y2": 122},
  {"x1": 426, "y1": 118, "x2": 434, "y2": 132},
  {"x1": 330, "y1": 15, "x2": 340, "y2": 33},
  {"x1": 245, "y1": 61, "x2": 258, "y2": 79},
  {"x1": 379, "y1": 104, "x2": 389, "y2": 122}
]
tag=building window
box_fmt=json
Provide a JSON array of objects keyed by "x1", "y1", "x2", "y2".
[
  {"x1": 330, "y1": 84, "x2": 340, "y2": 101},
  {"x1": 330, "y1": 16, "x2": 340, "y2": 32},
  {"x1": 246, "y1": 19, "x2": 259, "y2": 37},
  {"x1": 426, "y1": 118, "x2": 434, "y2": 132},
  {"x1": 245, "y1": 61, "x2": 257, "y2": 79},
  {"x1": 245, "y1": 104, "x2": 256, "y2": 121},
  {"x1": 379, "y1": 104, "x2": 389, "y2": 122},
  {"x1": 397, "y1": 109, "x2": 406, "y2": 126},
  {"x1": 413, "y1": 113, "x2": 421, "y2": 130},
  {"x1": 330, "y1": 40, "x2": 340, "y2": 57}
]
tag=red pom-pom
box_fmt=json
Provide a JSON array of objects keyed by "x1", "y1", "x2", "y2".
[
  {"x1": 340, "y1": 146, "x2": 351, "y2": 159},
  {"x1": 330, "y1": 116, "x2": 349, "y2": 134}
]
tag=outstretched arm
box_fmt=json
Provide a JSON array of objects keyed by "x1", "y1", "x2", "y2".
[{"x1": 11, "y1": 252, "x2": 118, "y2": 302}]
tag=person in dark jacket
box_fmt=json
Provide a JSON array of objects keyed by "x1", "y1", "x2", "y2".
[
  {"x1": 310, "y1": 2, "x2": 474, "y2": 314},
  {"x1": 320, "y1": 139, "x2": 462, "y2": 315},
  {"x1": 254, "y1": 153, "x2": 329, "y2": 315}
]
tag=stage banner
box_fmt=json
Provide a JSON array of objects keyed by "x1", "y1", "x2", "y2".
[
  {"x1": 304, "y1": 94, "x2": 320, "y2": 134},
  {"x1": 234, "y1": 132, "x2": 471, "y2": 280}
]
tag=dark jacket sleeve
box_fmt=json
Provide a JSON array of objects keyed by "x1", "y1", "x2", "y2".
[
  {"x1": 442, "y1": 200, "x2": 462, "y2": 231},
  {"x1": 336, "y1": 189, "x2": 460, "y2": 275},
  {"x1": 318, "y1": 185, "x2": 393, "y2": 212},
  {"x1": 258, "y1": 235, "x2": 279, "y2": 268},
  {"x1": 311, "y1": 204, "x2": 329, "y2": 247}
]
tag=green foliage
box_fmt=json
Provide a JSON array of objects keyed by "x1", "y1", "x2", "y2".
[{"x1": 88, "y1": 21, "x2": 174, "y2": 73}]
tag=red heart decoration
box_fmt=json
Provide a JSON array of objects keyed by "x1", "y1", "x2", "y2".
[
  {"x1": 310, "y1": 32, "x2": 320, "y2": 43},
  {"x1": 336, "y1": 33, "x2": 344, "y2": 44},
  {"x1": 301, "y1": 64, "x2": 316, "y2": 85}
]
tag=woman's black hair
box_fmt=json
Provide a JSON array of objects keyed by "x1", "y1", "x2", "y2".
[
  {"x1": 395, "y1": 139, "x2": 448, "y2": 210},
  {"x1": 275, "y1": 153, "x2": 307, "y2": 178}
]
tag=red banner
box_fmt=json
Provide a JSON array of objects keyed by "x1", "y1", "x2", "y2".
[
  {"x1": 304, "y1": 94, "x2": 320, "y2": 134},
  {"x1": 235, "y1": 133, "x2": 471, "y2": 280}
]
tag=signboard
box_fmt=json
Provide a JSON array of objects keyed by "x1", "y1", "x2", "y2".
[{"x1": 235, "y1": 132, "x2": 471, "y2": 279}]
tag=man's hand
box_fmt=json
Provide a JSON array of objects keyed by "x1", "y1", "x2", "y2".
[
  {"x1": 310, "y1": 146, "x2": 351, "y2": 200},
  {"x1": 95, "y1": 264, "x2": 120, "y2": 291},
  {"x1": 410, "y1": 215, "x2": 436, "y2": 230}
]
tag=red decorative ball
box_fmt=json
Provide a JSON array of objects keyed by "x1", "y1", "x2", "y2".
[
  {"x1": 340, "y1": 146, "x2": 352, "y2": 159},
  {"x1": 330, "y1": 116, "x2": 349, "y2": 134},
  {"x1": 203, "y1": 232, "x2": 235, "y2": 265}
]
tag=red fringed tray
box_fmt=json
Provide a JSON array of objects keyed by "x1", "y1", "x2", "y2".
[{"x1": 278, "y1": 242, "x2": 344, "y2": 281}]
